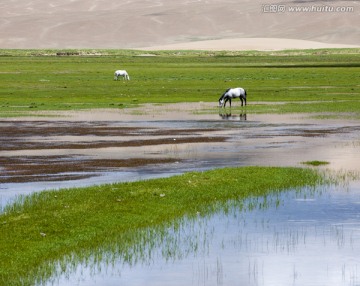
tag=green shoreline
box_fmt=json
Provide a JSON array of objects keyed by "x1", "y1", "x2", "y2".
[{"x1": 1, "y1": 167, "x2": 325, "y2": 285}]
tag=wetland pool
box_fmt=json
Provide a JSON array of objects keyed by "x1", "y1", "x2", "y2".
[
  {"x1": 46, "y1": 180, "x2": 360, "y2": 286},
  {"x1": 1, "y1": 103, "x2": 360, "y2": 285},
  {"x1": 1, "y1": 103, "x2": 360, "y2": 208}
]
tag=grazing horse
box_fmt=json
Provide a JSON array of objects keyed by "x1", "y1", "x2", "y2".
[
  {"x1": 219, "y1": 87, "x2": 247, "y2": 108},
  {"x1": 114, "y1": 70, "x2": 130, "y2": 80}
]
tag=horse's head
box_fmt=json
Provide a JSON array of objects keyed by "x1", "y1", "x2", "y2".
[{"x1": 219, "y1": 90, "x2": 228, "y2": 107}]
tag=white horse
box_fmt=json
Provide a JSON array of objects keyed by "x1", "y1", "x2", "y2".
[
  {"x1": 114, "y1": 70, "x2": 130, "y2": 80},
  {"x1": 219, "y1": 87, "x2": 247, "y2": 107}
]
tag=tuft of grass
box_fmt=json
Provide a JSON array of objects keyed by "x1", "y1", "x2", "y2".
[
  {"x1": 0, "y1": 166, "x2": 325, "y2": 285},
  {"x1": 302, "y1": 160, "x2": 330, "y2": 166}
]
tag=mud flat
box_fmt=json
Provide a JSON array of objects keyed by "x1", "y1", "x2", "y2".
[{"x1": 1, "y1": 103, "x2": 360, "y2": 206}]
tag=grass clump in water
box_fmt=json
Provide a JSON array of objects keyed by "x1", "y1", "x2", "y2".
[
  {"x1": 0, "y1": 166, "x2": 325, "y2": 285},
  {"x1": 302, "y1": 160, "x2": 330, "y2": 166}
]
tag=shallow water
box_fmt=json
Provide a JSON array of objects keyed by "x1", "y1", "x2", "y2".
[
  {"x1": 1, "y1": 104, "x2": 360, "y2": 208},
  {"x1": 2, "y1": 104, "x2": 360, "y2": 285},
  {"x1": 46, "y1": 180, "x2": 360, "y2": 286}
]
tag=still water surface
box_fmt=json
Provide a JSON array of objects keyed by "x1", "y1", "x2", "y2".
[
  {"x1": 47, "y1": 180, "x2": 360, "y2": 286},
  {"x1": 2, "y1": 106, "x2": 359, "y2": 285}
]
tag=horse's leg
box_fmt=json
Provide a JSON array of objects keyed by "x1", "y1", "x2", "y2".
[
  {"x1": 229, "y1": 99, "x2": 232, "y2": 108},
  {"x1": 240, "y1": 98, "x2": 243, "y2": 106}
]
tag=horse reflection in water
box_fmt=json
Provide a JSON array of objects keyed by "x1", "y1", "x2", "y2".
[{"x1": 219, "y1": 111, "x2": 247, "y2": 121}]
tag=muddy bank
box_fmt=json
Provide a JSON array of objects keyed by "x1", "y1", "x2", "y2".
[
  {"x1": 0, "y1": 156, "x2": 179, "y2": 183},
  {"x1": 0, "y1": 119, "x2": 226, "y2": 183},
  {"x1": 1, "y1": 103, "x2": 360, "y2": 206}
]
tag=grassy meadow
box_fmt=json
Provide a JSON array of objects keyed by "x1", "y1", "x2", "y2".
[
  {"x1": 1, "y1": 48, "x2": 360, "y2": 116},
  {"x1": 0, "y1": 48, "x2": 360, "y2": 285}
]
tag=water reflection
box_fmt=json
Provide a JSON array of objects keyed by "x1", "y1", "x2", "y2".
[
  {"x1": 46, "y1": 180, "x2": 360, "y2": 286},
  {"x1": 219, "y1": 111, "x2": 247, "y2": 121}
]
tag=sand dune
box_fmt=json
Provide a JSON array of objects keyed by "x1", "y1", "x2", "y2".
[
  {"x1": 140, "y1": 38, "x2": 360, "y2": 51},
  {"x1": 0, "y1": 0, "x2": 359, "y2": 50}
]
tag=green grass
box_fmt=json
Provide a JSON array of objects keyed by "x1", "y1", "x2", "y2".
[
  {"x1": 302, "y1": 161, "x2": 330, "y2": 166},
  {"x1": 0, "y1": 166, "x2": 325, "y2": 285},
  {"x1": 1, "y1": 48, "x2": 360, "y2": 117}
]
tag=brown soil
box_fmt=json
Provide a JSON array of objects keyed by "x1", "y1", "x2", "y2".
[
  {"x1": 0, "y1": 156, "x2": 178, "y2": 183},
  {"x1": 0, "y1": 120, "x2": 227, "y2": 183},
  {"x1": 2, "y1": 104, "x2": 359, "y2": 190}
]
